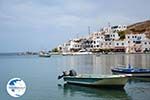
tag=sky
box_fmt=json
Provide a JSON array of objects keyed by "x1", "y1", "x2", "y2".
[{"x1": 0, "y1": 0, "x2": 150, "y2": 52}]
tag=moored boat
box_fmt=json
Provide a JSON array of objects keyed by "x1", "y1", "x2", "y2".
[
  {"x1": 111, "y1": 65, "x2": 150, "y2": 81},
  {"x1": 111, "y1": 67, "x2": 150, "y2": 74},
  {"x1": 58, "y1": 70, "x2": 130, "y2": 89},
  {"x1": 39, "y1": 52, "x2": 51, "y2": 57},
  {"x1": 63, "y1": 74, "x2": 129, "y2": 88}
]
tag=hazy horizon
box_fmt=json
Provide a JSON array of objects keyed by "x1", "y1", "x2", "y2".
[{"x1": 0, "y1": 0, "x2": 150, "y2": 53}]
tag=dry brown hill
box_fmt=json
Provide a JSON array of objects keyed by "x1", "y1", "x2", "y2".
[{"x1": 125, "y1": 20, "x2": 150, "y2": 38}]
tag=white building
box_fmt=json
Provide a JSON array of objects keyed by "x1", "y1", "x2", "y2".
[
  {"x1": 125, "y1": 34, "x2": 145, "y2": 43},
  {"x1": 89, "y1": 32, "x2": 103, "y2": 38},
  {"x1": 125, "y1": 33, "x2": 150, "y2": 53},
  {"x1": 114, "y1": 40, "x2": 126, "y2": 47},
  {"x1": 111, "y1": 25, "x2": 127, "y2": 32},
  {"x1": 57, "y1": 24, "x2": 150, "y2": 53},
  {"x1": 104, "y1": 32, "x2": 120, "y2": 41},
  {"x1": 141, "y1": 39, "x2": 150, "y2": 52},
  {"x1": 61, "y1": 41, "x2": 71, "y2": 52},
  {"x1": 101, "y1": 25, "x2": 127, "y2": 33}
]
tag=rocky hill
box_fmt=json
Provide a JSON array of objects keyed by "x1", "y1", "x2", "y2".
[{"x1": 125, "y1": 20, "x2": 150, "y2": 38}]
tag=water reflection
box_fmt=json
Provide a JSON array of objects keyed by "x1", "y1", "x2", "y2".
[
  {"x1": 58, "y1": 84, "x2": 130, "y2": 100},
  {"x1": 57, "y1": 54, "x2": 150, "y2": 100},
  {"x1": 125, "y1": 81, "x2": 150, "y2": 100},
  {"x1": 61, "y1": 54, "x2": 150, "y2": 74},
  {"x1": 57, "y1": 81, "x2": 150, "y2": 100}
]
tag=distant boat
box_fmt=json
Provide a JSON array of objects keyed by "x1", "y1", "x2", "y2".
[
  {"x1": 73, "y1": 51, "x2": 92, "y2": 55},
  {"x1": 111, "y1": 65, "x2": 150, "y2": 81},
  {"x1": 62, "y1": 52, "x2": 73, "y2": 56},
  {"x1": 62, "y1": 50, "x2": 92, "y2": 56},
  {"x1": 39, "y1": 52, "x2": 51, "y2": 57},
  {"x1": 73, "y1": 49, "x2": 92, "y2": 55},
  {"x1": 58, "y1": 70, "x2": 129, "y2": 89}
]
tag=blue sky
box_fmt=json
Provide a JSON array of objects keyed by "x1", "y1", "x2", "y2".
[{"x1": 0, "y1": 0, "x2": 150, "y2": 52}]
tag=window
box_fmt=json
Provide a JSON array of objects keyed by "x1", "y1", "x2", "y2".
[
  {"x1": 145, "y1": 42, "x2": 147, "y2": 45},
  {"x1": 122, "y1": 43, "x2": 124, "y2": 45},
  {"x1": 137, "y1": 36, "x2": 141, "y2": 40},
  {"x1": 132, "y1": 36, "x2": 134, "y2": 38},
  {"x1": 97, "y1": 45, "x2": 99, "y2": 47},
  {"x1": 128, "y1": 36, "x2": 130, "y2": 38},
  {"x1": 116, "y1": 43, "x2": 119, "y2": 45},
  {"x1": 109, "y1": 43, "x2": 111, "y2": 45},
  {"x1": 145, "y1": 48, "x2": 148, "y2": 51}
]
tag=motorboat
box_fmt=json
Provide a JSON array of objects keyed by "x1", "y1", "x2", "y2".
[
  {"x1": 39, "y1": 52, "x2": 51, "y2": 57},
  {"x1": 58, "y1": 70, "x2": 130, "y2": 89},
  {"x1": 111, "y1": 65, "x2": 150, "y2": 81},
  {"x1": 111, "y1": 67, "x2": 150, "y2": 74}
]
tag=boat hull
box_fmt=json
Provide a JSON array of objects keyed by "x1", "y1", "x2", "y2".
[
  {"x1": 111, "y1": 69, "x2": 150, "y2": 74},
  {"x1": 39, "y1": 55, "x2": 51, "y2": 57},
  {"x1": 63, "y1": 75, "x2": 129, "y2": 88},
  {"x1": 39, "y1": 54, "x2": 51, "y2": 57}
]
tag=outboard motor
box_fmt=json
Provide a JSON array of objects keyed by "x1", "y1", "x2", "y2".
[
  {"x1": 58, "y1": 70, "x2": 77, "y2": 79},
  {"x1": 69, "y1": 70, "x2": 77, "y2": 76},
  {"x1": 58, "y1": 71, "x2": 68, "y2": 79}
]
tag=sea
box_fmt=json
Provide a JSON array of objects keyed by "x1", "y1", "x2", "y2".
[{"x1": 0, "y1": 53, "x2": 150, "y2": 100}]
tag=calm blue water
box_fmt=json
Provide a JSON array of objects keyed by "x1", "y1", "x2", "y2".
[{"x1": 0, "y1": 54, "x2": 150, "y2": 100}]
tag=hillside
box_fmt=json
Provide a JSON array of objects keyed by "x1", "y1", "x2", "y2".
[{"x1": 125, "y1": 20, "x2": 150, "y2": 38}]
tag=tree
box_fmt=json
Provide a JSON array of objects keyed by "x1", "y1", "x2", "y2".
[
  {"x1": 118, "y1": 31, "x2": 125, "y2": 40},
  {"x1": 52, "y1": 48, "x2": 58, "y2": 52}
]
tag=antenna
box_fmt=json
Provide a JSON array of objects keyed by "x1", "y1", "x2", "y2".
[
  {"x1": 88, "y1": 26, "x2": 90, "y2": 35},
  {"x1": 108, "y1": 22, "x2": 111, "y2": 33},
  {"x1": 108, "y1": 22, "x2": 111, "y2": 27}
]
